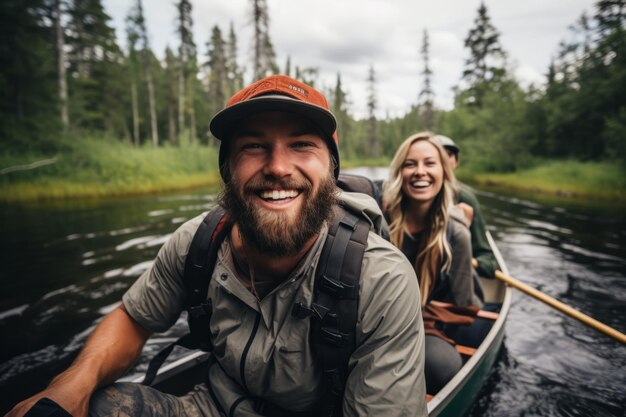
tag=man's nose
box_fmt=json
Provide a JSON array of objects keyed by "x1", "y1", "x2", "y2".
[{"x1": 263, "y1": 145, "x2": 291, "y2": 177}]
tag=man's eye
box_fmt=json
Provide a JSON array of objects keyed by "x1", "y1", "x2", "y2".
[
  {"x1": 292, "y1": 141, "x2": 314, "y2": 148},
  {"x1": 241, "y1": 143, "x2": 263, "y2": 151}
]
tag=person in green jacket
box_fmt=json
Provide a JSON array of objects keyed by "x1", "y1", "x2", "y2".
[{"x1": 434, "y1": 135, "x2": 499, "y2": 279}]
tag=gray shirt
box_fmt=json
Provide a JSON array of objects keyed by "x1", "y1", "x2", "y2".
[{"x1": 123, "y1": 192, "x2": 428, "y2": 416}]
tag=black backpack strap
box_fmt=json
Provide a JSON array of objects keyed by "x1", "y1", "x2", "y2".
[
  {"x1": 184, "y1": 205, "x2": 231, "y2": 349},
  {"x1": 336, "y1": 173, "x2": 383, "y2": 210},
  {"x1": 142, "y1": 206, "x2": 230, "y2": 386},
  {"x1": 309, "y1": 205, "x2": 370, "y2": 415}
]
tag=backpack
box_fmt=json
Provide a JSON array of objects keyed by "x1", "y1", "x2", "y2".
[{"x1": 142, "y1": 173, "x2": 385, "y2": 415}]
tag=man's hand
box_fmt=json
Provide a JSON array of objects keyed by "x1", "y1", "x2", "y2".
[
  {"x1": 5, "y1": 305, "x2": 151, "y2": 417},
  {"x1": 5, "y1": 377, "x2": 90, "y2": 417}
]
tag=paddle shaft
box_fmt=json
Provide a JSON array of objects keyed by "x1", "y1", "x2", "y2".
[{"x1": 488, "y1": 265, "x2": 626, "y2": 345}]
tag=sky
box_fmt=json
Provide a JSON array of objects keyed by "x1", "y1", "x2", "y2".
[{"x1": 103, "y1": 0, "x2": 597, "y2": 119}]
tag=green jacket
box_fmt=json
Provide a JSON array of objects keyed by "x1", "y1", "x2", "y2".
[
  {"x1": 456, "y1": 183, "x2": 499, "y2": 278},
  {"x1": 123, "y1": 191, "x2": 428, "y2": 417}
]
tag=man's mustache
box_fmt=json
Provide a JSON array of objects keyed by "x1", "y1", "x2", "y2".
[{"x1": 243, "y1": 176, "x2": 313, "y2": 194}]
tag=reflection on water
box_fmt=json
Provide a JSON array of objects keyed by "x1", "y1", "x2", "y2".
[{"x1": 1, "y1": 180, "x2": 625, "y2": 415}]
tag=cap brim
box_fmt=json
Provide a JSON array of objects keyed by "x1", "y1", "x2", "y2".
[{"x1": 210, "y1": 95, "x2": 337, "y2": 141}]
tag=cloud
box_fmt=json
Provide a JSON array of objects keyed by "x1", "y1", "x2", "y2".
[{"x1": 103, "y1": 0, "x2": 597, "y2": 118}]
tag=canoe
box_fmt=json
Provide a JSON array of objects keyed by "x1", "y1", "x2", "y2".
[
  {"x1": 132, "y1": 233, "x2": 511, "y2": 415},
  {"x1": 427, "y1": 232, "x2": 511, "y2": 416}
]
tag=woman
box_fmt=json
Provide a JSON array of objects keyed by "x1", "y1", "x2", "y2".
[{"x1": 383, "y1": 131, "x2": 482, "y2": 394}]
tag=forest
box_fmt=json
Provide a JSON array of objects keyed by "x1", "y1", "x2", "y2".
[{"x1": 1, "y1": 0, "x2": 625, "y2": 201}]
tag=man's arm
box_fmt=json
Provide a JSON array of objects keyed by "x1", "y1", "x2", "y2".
[
  {"x1": 459, "y1": 187, "x2": 499, "y2": 278},
  {"x1": 5, "y1": 305, "x2": 151, "y2": 417}
]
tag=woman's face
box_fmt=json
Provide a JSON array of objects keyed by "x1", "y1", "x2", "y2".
[{"x1": 400, "y1": 140, "x2": 444, "y2": 206}]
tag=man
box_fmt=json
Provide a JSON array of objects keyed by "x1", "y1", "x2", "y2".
[
  {"x1": 434, "y1": 134, "x2": 499, "y2": 279},
  {"x1": 7, "y1": 75, "x2": 427, "y2": 417}
]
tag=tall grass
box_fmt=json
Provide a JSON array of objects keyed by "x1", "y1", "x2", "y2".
[
  {"x1": 459, "y1": 160, "x2": 626, "y2": 201},
  {"x1": 0, "y1": 133, "x2": 220, "y2": 202}
]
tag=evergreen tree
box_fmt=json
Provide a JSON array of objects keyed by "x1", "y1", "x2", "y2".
[
  {"x1": 206, "y1": 25, "x2": 228, "y2": 122},
  {"x1": 225, "y1": 22, "x2": 243, "y2": 99},
  {"x1": 55, "y1": 0, "x2": 69, "y2": 130},
  {"x1": 66, "y1": 0, "x2": 127, "y2": 137},
  {"x1": 366, "y1": 64, "x2": 380, "y2": 157},
  {"x1": 462, "y1": 2, "x2": 507, "y2": 106},
  {"x1": 0, "y1": 0, "x2": 59, "y2": 151},
  {"x1": 128, "y1": 0, "x2": 159, "y2": 147},
  {"x1": 164, "y1": 46, "x2": 178, "y2": 143},
  {"x1": 284, "y1": 55, "x2": 292, "y2": 77},
  {"x1": 176, "y1": 0, "x2": 196, "y2": 144},
  {"x1": 294, "y1": 66, "x2": 319, "y2": 86},
  {"x1": 251, "y1": 0, "x2": 276, "y2": 80},
  {"x1": 126, "y1": 3, "x2": 142, "y2": 145},
  {"x1": 331, "y1": 74, "x2": 353, "y2": 160},
  {"x1": 418, "y1": 29, "x2": 435, "y2": 131}
]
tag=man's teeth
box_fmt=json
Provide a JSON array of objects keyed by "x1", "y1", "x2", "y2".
[{"x1": 260, "y1": 190, "x2": 299, "y2": 200}]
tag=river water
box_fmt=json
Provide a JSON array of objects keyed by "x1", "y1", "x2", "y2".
[{"x1": 1, "y1": 171, "x2": 625, "y2": 415}]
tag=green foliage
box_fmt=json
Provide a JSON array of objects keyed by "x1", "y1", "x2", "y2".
[
  {"x1": 0, "y1": 133, "x2": 219, "y2": 201},
  {"x1": 0, "y1": 0, "x2": 61, "y2": 152},
  {"x1": 603, "y1": 106, "x2": 626, "y2": 168},
  {"x1": 464, "y1": 160, "x2": 626, "y2": 202},
  {"x1": 439, "y1": 77, "x2": 532, "y2": 172},
  {"x1": 462, "y1": 2, "x2": 507, "y2": 106}
]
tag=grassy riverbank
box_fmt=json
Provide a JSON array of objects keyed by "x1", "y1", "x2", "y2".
[
  {"x1": 458, "y1": 160, "x2": 626, "y2": 203},
  {"x1": 1, "y1": 137, "x2": 623, "y2": 204},
  {"x1": 0, "y1": 135, "x2": 220, "y2": 203}
]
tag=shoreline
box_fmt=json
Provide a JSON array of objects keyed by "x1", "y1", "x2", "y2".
[{"x1": 1, "y1": 167, "x2": 623, "y2": 207}]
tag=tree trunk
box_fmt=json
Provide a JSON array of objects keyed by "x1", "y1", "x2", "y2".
[
  {"x1": 178, "y1": 62, "x2": 185, "y2": 143},
  {"x1": 55, "y1": 0, "x2": 69, "y2": 129},
  {"x1": 168, "y1": 103, "x2": 176, "y2": 145},
  {"x1": 188, "y1": 78, "x2": 196, "y2": 144},
  {"x1": 146, "y1": 67, "x2": 159, "y2": 147},
  {"x1": 131, "y1": 80, "x2": 139, "y2": 146}
]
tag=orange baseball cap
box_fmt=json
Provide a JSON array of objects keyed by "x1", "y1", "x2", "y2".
[{"x1": 210, "y1": 74, "x2": 340, "y2": 179}]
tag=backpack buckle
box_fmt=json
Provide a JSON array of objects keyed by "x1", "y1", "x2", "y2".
[
  {"x1": 320, "y1": 275, "x2": 357, "y2": 299},
  {"x1": 320, "y1": 326, "x2": 349, "y2": 347},
  {"x1": 320, "y1": 275, "x2": 346, "y2": 298},
  {"x1": 292, "y1": 302, "x2": 314, "y2": 319}
]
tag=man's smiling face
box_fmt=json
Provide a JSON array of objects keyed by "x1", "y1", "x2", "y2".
[{"x1": 221, "y1": 111, "x2": 336, "y2": 256}]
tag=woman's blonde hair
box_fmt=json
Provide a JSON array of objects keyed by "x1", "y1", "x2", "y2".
[{"x1": 383, "y1": 131, "x2": 456, "y2": 305}]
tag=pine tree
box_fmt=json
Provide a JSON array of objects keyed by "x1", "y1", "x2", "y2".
[
  {"x1": 225, "y1": 22, "x2": 243, "y2": 98},
  {"x1": 418, "y1": 29, "x2": 435, "y2": 131},
  {"x1": 462, "y1": 2, "x2": 507, "y2": 106},
  {"x1": 366, "y1": 64, "x2": 380, "y2": 157},
  {"x1": 251, "y1": 0, "x2": 276, "y2": 80},
  {"x1": 295, "y1": 67, "x2": 319, "y2": 86},
  {"x1": 284, "y1": 55, "x2": 292, "y2": 77},
  {"x1": 206, "y1": 25, "x2": 228, "y2": 121},
  {"x1": 164, "y1": 46, "x2": 178, "y2": 143},
  {"x1": 332, "y1": 73, "x2": 353, "y2": 160},
  {"x1": 66, "y1": 0, "x2": 127, "y2": 137},
  {"x1": 129, "y1": 0, "x2": 158, "y2": 147},
  {"x1": 176, "y1": 0, "x2": 196, "y2": 143},
  {"x1": 126, "y1": 4, "x2": 142, "y2": 145},
  {"x1": 54, "y1": 0, "x2": 69, "y2": 130},
  {"x1": 0, "y1": 0, "x2": 60, "y2": 150}
]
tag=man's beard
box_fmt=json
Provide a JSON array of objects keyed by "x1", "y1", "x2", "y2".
[{"x1": 220, "y1": 171, "x2": 337, "y2": 256}]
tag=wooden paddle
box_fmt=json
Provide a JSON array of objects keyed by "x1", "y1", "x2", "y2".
[{"x1": 472, "y1": 259, "x2": 626, "y2": 345}]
